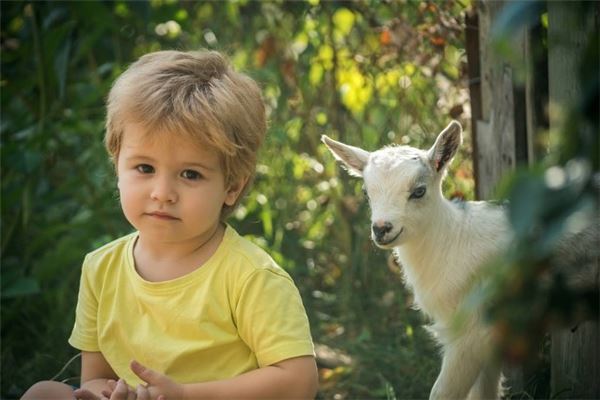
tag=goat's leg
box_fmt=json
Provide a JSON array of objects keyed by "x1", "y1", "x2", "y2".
[
  {"x1": 429, "y1": 337, "x2": 485, "y2": 400},
  {"x1": 466, "y1": 361, "x2": 504, "y2": 400}
]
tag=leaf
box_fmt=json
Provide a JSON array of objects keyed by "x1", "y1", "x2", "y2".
[
  {"x1": 508, "y1": 173, "x2": 545, "y2": 237},
  {"x1": 430, "y1": 35, "x2": 446, "y2": 47},
  {"x1": 260, "y1": 202, "x2": 273, "y2": 239},
  {"x1": 54, "y1": 25, "x2": 73, "y2": 100},
  {"x1": 1, "y1": 277, "x2": 40, "y2": 298},
  {"x1": 333, "y1": 8, "x2": 355, "y2": 36},
  {"x1": 379, "y1": 29, "x2": 392, "y2": 46}
]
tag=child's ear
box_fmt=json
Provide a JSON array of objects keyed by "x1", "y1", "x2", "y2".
[{"x1": 224, "y1": 177, "x2": 249, "y2": 206}]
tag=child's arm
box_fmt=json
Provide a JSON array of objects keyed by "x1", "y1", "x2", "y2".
[
  {"x1": 131, "y1": 355, "x2": 318, "y2": 400},
  {"x1": 76, "y1": 351, "x2": 120, "y2": 397}
]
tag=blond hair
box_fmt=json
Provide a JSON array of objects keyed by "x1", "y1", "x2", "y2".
[{"x1": 105, "y1": 50, "x2": 267, "y2": 218}]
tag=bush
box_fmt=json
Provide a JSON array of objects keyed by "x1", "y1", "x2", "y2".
[{"x1": 1, "y1": 2, "x2": 470, "y2": 398}]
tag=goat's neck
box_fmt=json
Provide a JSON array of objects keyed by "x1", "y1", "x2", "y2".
[
  {"x1": 393, "y1": 194, "x2": 468, "y2": 316},
  {"x1": 400, "y1": 195, "x2": 462, "y2": 272}
]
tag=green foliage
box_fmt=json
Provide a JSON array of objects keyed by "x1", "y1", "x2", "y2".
[
  {"x1": 461, "y1": 2, "x2": 598, "y2": 398},
  {"x1": 1, "y1": 1, "x2": 470, "y2": 398}
]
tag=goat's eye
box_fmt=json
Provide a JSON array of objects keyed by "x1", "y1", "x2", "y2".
[
  {"x1": 410, "y1": 186, "x2": 426, "y2": 199},
  {"x1": 361, "y1": 185, "x2": 369, "y2": 199}
]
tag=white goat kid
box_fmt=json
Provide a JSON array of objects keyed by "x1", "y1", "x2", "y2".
[{"x1": 322, "y1": 121, "x2": 510, "y2": 400}]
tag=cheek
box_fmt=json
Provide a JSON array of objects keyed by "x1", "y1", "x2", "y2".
[
  {"x1": 116, "y1": 177, "x2": 140, "y2": 210},
  {"x1": 369, "y1": 198, "x2": 399, "y2": 223},
  {"x1": 185, "y1": 188, "x2": 228, "y2": 214},
  {"x1": 116, "y1": 175, "x2": 130, "y2": 198}
]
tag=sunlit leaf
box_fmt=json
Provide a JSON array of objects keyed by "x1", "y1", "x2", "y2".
[
  {"x1": 333, "y1": 8, "x2": 355, "y2": 37},
  {"x1": 174, "y1": 9, "x2": 188, "y2": 21},
  {"x1": 316, "y1": 112, "x2": 328, "y2": 126},
  {"x1": 309, "y1": 63, "x2": 324, "y2": 86},
  {"x1": 380, "y1": 28, "x2": 392, "y2": 45},
  {"x1": 114, "y1": 3, "x2": 130, "y2": 18}
]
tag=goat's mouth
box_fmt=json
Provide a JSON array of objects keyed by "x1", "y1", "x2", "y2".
[{"x1": 374, "y1": 227, "x2": 403, "y2": 247}]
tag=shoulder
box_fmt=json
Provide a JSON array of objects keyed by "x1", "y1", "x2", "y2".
[
  {"x1": 463, "y1": 200, "x2": 508, "y2": 219},
  {"x1": 82, "y1": 232, "x2": 137, "y2": 275},
  {"x1": 462, "y1": 200, "x2": 512, "y2": 242},
  {"x1": 222, "y1": 226, "x2": 292, "y2": 282}
]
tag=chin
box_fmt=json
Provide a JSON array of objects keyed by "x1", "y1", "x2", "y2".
[
  {"x1": 373, "y1": 234, "x2": 404, "y2": 249},
  {"x1": 371, "y1": 228, "x2": 406, "y2": 250}
]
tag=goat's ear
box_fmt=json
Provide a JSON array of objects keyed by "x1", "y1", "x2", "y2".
[
  {"x1": 427, "y1": 120, "x2": 462, "y2": 173},
  {"x1": 321, "y1": 135, "x2": 369, "y2": 177}
]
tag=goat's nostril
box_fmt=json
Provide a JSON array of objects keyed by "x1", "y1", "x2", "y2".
[{"x1": 372, "y1": 222, "x2": 393, "y2": 238}]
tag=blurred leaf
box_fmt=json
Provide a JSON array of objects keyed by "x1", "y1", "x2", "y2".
[
  {"x1": 333, "y1": 8, "x2": 355, "y2": 37},
  {"x1": 1, "y1": 277, "x2": 40, "y2": 298},
  {"x1": 54, "y1": 23, "x2": 73, "y2": 100},
  {"x1": 508, "y1": 171, "x2": 545, "y2": 237},
  {"x1": 1, "y1": 1, "x2": 471, "y2": 398}
]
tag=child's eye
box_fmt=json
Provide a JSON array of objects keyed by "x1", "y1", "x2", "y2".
[
  {"x1": 136, "y1": 164, "x2": 154, "y2": 174},
  {"x1": 181, "y1": 169, "x2": 202, "y2": 180}
]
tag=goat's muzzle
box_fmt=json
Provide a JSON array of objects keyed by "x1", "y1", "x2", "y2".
[
  {"x1": 372, "y1": 221, "x2": 392, "y2": 240},
  {"x1": 372, "y1": 222, "x2": 403, "y2": 247}
]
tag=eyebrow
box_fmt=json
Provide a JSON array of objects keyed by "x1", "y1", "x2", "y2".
[
  {"x1": 408, "y1": 167, "x2": 430, "y2": 189},
  {"x1": 184, "y1": 162, "x2": 218, "y2": 172},
  {"x1": 124, "y1": 155, "x2": 217, "y2": 172}
]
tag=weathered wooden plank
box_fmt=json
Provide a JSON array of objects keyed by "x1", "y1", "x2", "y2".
[
  {"x1": 551, "y1": 319, "x2": 600, "y2": 399},
  {"x1": 547, "y1": 1, "x2": 600, "y2": 398},
  {"x1": 475, "y1": 1, "x2": 540, "y2": 394},
  {"x1": 523, "y1": 20, "x2": 549, "y2": 164},
  {"x1": 475, "y1": 0, "x2": 519, "y2": 200},
  {"x1": 465, "y1": 9, "x2": 482, "y2": 197}
]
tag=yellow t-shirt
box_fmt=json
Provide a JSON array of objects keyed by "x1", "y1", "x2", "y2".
[{"x1": 68, "y1": 226, "x2": 314, "y2": 386}]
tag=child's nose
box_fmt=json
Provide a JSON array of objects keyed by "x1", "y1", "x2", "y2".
[{"x1": 151, "y1": 178, "x2": 178, "y2": 203}]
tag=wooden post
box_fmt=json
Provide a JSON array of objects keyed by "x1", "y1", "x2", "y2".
[
  {"x1": 548, "y1": 2, "x2": 600, "y2": 398},
  {"x1": 474, "y1": 0, "x2": 522, "y2": 200},
  {"x1": 465, "y1": 9, "x2": 481, "y2": 198},
  {"x1": 473, "y1": 0, "x2": 532, "y2": 393},
  {"x1": 471, "y1": 0, "x2": 598, "y2": 397}
]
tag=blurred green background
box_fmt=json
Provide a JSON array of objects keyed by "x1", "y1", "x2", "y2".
[{"x1": 1, "y1": 1, "x2": 474, "y2": 398}]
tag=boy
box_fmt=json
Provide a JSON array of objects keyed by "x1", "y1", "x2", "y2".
[{"x1": 21, "y1": 50, "x2": 318, "y2": 399}]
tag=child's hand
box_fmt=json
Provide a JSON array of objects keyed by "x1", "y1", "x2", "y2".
[
  {"x1": 73, "y1": 388, "x2": 102, "y2": 400},
  {"x1": 130, "y1": 360, "x2": 180, "y2": 400},
  {"x1": 73, "y1": 379, "x2": 134, "y2": 400},
  {"x1": 106, "y1": 379, "x2": 135, "y2": 400}
]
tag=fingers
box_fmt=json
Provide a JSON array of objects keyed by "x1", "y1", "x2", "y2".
[
  {"x1": 101, "y1": 379, "x2": 117, "y2": 399},
  {"x1": 110, "y1": 379, "x2": 135, "y2": 400},
  {"x1": 135, "y1": 384, "x2": 151, "y2": 400},
  {"x1": 130, "y1": 360, "x2": 162, "y2": 385},
  {"x1": 73, "y1": 388, "x2": 100, "y2": 400},
  {"x1": 107, "y1": 380, "x2": 118, "y2": 391}
]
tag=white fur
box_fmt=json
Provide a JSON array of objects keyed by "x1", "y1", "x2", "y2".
[{"x1": 322, "y1": 121, "x2": 511, "y2": 400}]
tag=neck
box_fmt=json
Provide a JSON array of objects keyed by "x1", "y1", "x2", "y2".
[
  {"x1": 137, "y1": 223, "x2": 224, "y2": 261},
  {"x1": 133, "y1": 223, "x2": 225, "y2": 282},
  {"x1": 395, "y1": 195, "x2": 462, "y2": 284}
]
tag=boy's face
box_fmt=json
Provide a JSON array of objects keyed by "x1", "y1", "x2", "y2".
[{"x1": 116, "y1": 122, "x2": 242, "y2": 243}]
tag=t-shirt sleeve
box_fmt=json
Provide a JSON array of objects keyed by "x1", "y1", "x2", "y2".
[
  {"x1": 234, "y1": 268, "x2": 315, "y2": 367},
  {"x1": 68, "y1": 254, "x2": 101, "y2": 352}
]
